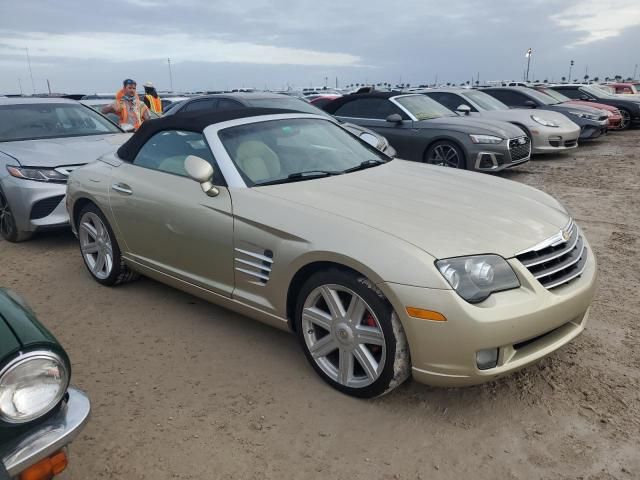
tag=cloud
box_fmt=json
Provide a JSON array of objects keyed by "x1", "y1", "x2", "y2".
[
  {"x1": 0, "y1": 31, "x2": 361, "y2": 67},
  {"x1": 551, "y1": 0, "x2": 640, "y2": 46}
]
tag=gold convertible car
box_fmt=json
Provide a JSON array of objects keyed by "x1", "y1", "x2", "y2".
[{"x1": 66, "y1": 109, "x2": 597, "y2": 398}]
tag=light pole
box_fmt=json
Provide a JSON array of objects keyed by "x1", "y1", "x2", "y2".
[
  {"x1": 634, "y1": 64, "x2": 638, "y2": 80},
  {"x1": 525, "y1": 48, "x2": 532, "y2": 82},
  {"x1": 167, "y1": 58, "x2": 174, "y2": 92},
  {"x1": 568, "y1": 60, "x2": 574, "y2": 84},
  {"x1": 25, "y1": 47, "x2": 35, "y2": 94}
]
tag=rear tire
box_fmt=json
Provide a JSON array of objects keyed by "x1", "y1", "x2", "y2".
[
  {"x1": 77, "y1": 203, "x2": 139, "y2": 286},
  {"x1": 294, "y1": 269, "x2": 410, "y2": 398},
  {"x1": 0, "y1": 189, "x2": 32, "y2": 242},
  {"x1": 424, "y1": 141, "x2": 467, "y2": 169},
  {"x1": 619, "y1": 109, "x2": 631, "y2": 130}
]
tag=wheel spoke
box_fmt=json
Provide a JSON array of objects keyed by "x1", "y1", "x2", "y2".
[
  {"x1": 345, "y1": 295, "x2": 367, "y2": 325},
  {"x1": 338, "y1": 348, "x2": 353, "y2": 384},
  {"x1": 302, "y1": 307, "x2": 333, "y2": 331},
  {"x1": 104, "y1": 252, "x2": 113, "y2": 274},
  {"x1": 80, "y1": 221, "x2": 98, "y2": 240},
  {"x1": 81, "y1": 242, "x2": 99, "y2": 254},
  {"x1": 319, "y1": 286, "x2": 345, "y2": 319},
  {"x1": 355, "y1": 325, "x2": 385, "y2": 346},
  {"x1": 308, "y1": 334, "x2": 339, "y2": 358},
  {"x1": 93, "y1": 253, "x2": 106, "y2": 274},
  {"x1": 353, "y1": 345, "x2": 379, "y2": 381}
]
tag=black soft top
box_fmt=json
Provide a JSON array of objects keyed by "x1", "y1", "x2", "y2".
[{"x1": 117, "y1": 107, "x2": 297, "y2": 162}]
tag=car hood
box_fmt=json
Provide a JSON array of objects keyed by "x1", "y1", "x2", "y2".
[
  {"x1": 472, "y1": 109, "x2": 578, "y2": 129},
  {"x1": 257, "y1": 160, "x2": 569, "y2": 259},
  {"x1": 0, "y1": 133, "x2": 130, "y2": 167},
  {"x1": 416, "y1": 116, "x2": 525, "y2": 138},
  {"x1": 548, "y1": 103, "x2": 606, "y2": 115}
]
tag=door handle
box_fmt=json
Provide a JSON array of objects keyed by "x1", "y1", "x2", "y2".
[{"x1": 112, "y1": 183, "x2": 133, "y2": 195}]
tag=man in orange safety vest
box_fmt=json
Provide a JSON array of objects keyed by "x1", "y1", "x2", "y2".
[
  {"x1": 102, "y1": 78, "x2": 150, "y2": 131},
  {"x1": 143, "y1": 81, "x2": 163, "y2": 114}
]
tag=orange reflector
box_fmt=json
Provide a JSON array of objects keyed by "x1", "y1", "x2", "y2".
[
  {"x1": 406, "y1": 307, "x2": 447, "y2": 322},
  {"x1": 19, "y1": 450, "x2": 68, "y2": 480}
]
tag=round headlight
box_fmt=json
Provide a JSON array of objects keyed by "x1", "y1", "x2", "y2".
[
  {"x1": 466, "y1": 259, "x2": 495, "y2": 286},
  {"x1": 440, "y1": 264, "x2": 460, "y2": 289},
  {"x1": 0, "y1": 352, "x2": 69, "y2": 424}
]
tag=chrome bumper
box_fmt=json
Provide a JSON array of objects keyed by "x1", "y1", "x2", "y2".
[{"x1": 1, "y1": 388, "x2": 91, "y2": 477}]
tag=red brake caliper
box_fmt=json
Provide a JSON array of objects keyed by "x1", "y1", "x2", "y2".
[{"x1": 363, "y1": 312, "x2": 381, "y2": 355}]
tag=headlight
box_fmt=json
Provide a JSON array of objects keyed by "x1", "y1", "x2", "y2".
[
  {"x1": 469, "y1": 134, "x2": 503, "y2": 144},
  {"x1": 568, "y1": 111, "x2": 599, "y2": 121},
  {"x1": 6, "y1": 165, "x2": 67, "y2": 183},
  {"x1": 531, "y1": 115, "x2": 558, "y2": 127},
  {"x1": 0, "y1": 351, "x2": 69, "y2": 424},
  {"x1": 436, "y1": 255, "x2": 520, "y2": 303}
]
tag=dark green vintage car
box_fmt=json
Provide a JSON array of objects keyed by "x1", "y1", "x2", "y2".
[{"x1": 0, "y1": 289, "x2": 90, "y2": 479}]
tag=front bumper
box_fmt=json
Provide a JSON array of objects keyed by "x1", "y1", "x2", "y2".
[
  {"x1": 1, "y1": 388, "x2": 91, "y2": 478},
  {"x1": 380, "y1": 243, "x2": 597, "y2": 387},
  {"x1": 470, "y1": 136, "x2": 530, "y2": 172},
  {"x1": 530, "y1": 125, "x2": 580, "y2": 154},
  {"x1": 0, "y1": 176, "x2": 69, "y2": 233},
  {"x1": 579, "y1": 119, "x2": 608, "y2": 140}
]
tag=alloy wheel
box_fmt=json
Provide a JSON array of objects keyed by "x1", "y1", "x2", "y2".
[
  {"x1": 0, "y1": 191, "x2": 16, "y2": 240},
  {"x1": 620, "y1": 110, "x2": 631, "y2": 129},
  {"x1": 79, "y1": 212, "x2": 114, "y2": 280},
  {"x1": 428, "y1": 144, "x2": 461, "y2": 168},
  {"x1": 301, "y1": 284, "x2": 386, "y2": 388}
]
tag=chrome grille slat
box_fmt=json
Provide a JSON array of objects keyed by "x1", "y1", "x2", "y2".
[
  {"x1": 234, "y1": 247, "x2": 274, "y2": 286},
  {"x1": 234, "y1": 248, "x2": 274, "y2": 264},
  {"x1": 235, "y1": 267, "x2": 270, "y2": 281},
  {"x1": 508, "y1": 136, "x2": 531, "y2": 162},
  {"x1": 532, "y1": 239, "x2": 585, "y2": 279},
  {"x1": 520, "y1": 225, "x2": 579, "y2": 268},
  {"x1": 515, "y1": 219, "x2": 587, "y2": 290},
  {"x1": 235, "y1": 258, "x2": 272, "y2": 272}
]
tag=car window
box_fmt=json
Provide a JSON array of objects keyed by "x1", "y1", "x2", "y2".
[
  {"x1": 217, "y1": 99, "x2": 244, "y2": 111},
  {"x1": 394, "y1": 95, "x2": 455, "y2": 120},
  {"x1": 133, "y1": 130, "x2": 224, "y2": 184},
  {"x1": 333, "y1": 98, "x2": 406, "y2": 119},
  {"x1": 484, "y1": 90, "x2": 530, "y2": 107},
  {"x1": 553, "y1": 88, "x2": 582, "y2": 100},
  {"x1": 246, "y1": 97, "x2": 333, "y2": 119},
  {"x1": 183, "y1": 99, "x2": 217, "y2": 113},
  {"x1": 0, "y1": 103, "x2": 121, "y2": 142},
  {"x1": 426, "y1": 92, "x2": 473, "y2": 112}
]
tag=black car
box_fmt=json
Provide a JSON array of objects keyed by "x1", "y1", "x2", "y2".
[
  {"x1": 482, "y1": 86, "x2": 609, "y2": 140},
  {"x1": 549, "y1": 84, "x2": 640, "y2": 130},
  {"x1": 164, "y1": 92, "x2": 398, "y2": 157}
]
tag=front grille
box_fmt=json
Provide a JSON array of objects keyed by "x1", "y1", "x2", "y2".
[
  {"x1": 508, "y1": 137, "x2": 531, "y2": 162},
  {"x1": 515, "y1": 219, "x2": 588, "y2": 289},
  {"x1": 30, "y1": 195, "x2": 64, "y2": 220}
]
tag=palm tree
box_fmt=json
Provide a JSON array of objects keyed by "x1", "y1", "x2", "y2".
[
  {"x1": 561, "y1": 76, "x2": 566, "y2": 83},
  {"x1": 614, "y1": 75, "x2": 622, "y2": 81},
  {"x1": 543, "y1": 79, "x2": 548, "y2": 83},
  {"x1": 605, "y1": 77, "x2": 610, "y2": 82},
  {"x1": 584, "y1": 74, "x2": 589, "y2": 83},
  {"x1": 593, "y1": 77, "x2": 599, "y2": 82}
]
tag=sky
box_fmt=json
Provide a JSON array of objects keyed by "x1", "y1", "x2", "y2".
[{"x1": 0, "y1": 0, "x2": 639, "y2": 94}]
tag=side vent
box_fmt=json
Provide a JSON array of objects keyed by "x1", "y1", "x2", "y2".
[{"x1": 234, "y1": 247, "x2": 274, "y2": 286}]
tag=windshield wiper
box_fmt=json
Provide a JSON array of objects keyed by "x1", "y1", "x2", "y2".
[
  {"x1": 254, "y1": 170, "x2": 341, "y2": 186},
  {"x1": 340, "y1": 159, "x2": 386, "y2": 174}
]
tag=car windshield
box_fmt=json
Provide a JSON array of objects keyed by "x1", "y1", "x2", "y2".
[
  {"x1": 522, "y1": 88, "x2": 560, "y2": 105},
  {"x1": 245, "y1": 97, "x2": 333, "y2": 119},
  {"x1": 394, "y1": 95, "x2": 456, "y2": 119},
  {"x1": 0, "y1": 103, "x2": 121, "y2": 142},
  {"x1": 537, "y1": 88, "x2": 571, "y2": 103},
  {"x1": 460, "y1": 90, "x2": 508, "y2": 110},
  {"x1": 584, "y1": 85, "x2": 614, "y2": 98},
  {"x1": 218, "y1": 118, "x2": 387, "y2": 186}
]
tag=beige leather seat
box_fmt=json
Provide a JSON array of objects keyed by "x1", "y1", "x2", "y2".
[{"x1": 235, "y1": 140, "x2": 281, "y2": 183}]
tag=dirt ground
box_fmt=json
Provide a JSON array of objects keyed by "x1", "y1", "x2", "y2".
[{"x1": 1, "y1": 130, "x2": 639, "y2": 480}]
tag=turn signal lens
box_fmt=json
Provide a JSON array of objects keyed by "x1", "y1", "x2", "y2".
[
  {"x1": 405, "y1": 307, "x2": 447, "y2": 322},
  {"x1": 19, "y1": 450, "x2": 68, "y2": 480}
]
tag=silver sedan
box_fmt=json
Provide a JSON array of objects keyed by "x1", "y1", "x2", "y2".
[
  {"x1": 421, "y1": 88, "x2": 581, "y2": 154},
  {"x1": 0, "y1": 98, "x2": 129, "y2": 242}
]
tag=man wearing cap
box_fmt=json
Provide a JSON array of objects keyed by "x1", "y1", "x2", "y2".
[
  {"x1": 143, "y1": 81, "x2": 163, "y2": 114},
  {"x1": 102, "y1": 79, "x2": 150, "y2": 130}
]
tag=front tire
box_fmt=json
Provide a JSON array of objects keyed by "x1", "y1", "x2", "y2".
[
  {"x1": 77, "y1": 203, "x2": 139, "y2": 286},
  {"x1": 619, "y1": 109, "x2": 631, "y2": 130},
  {"x1": 0, "y1": 189, "x2": 32, "y2": 242},
  {"x1": 424, "y1": 141, "x2": 467, "y2": 169},
  {"x1": 294, "y1": 269, "x2": 410, "y2": 398}
]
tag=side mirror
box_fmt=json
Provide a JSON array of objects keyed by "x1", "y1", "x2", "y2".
[
  {"x1": 523, "y1": 100, "x2": 537, "y2": 108},
  {"x1": 121, "y1": 124, "x2": 135, "y2": 133},
  {"x1": 456, "y1": 104, "x2": 471, "y2": 115},
  {"x1": 184, "y1": 155, "x2": 219, "y2": 197},
  {"x1": 386, "y1": 113, "x2": 403, "y2": 124}
]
